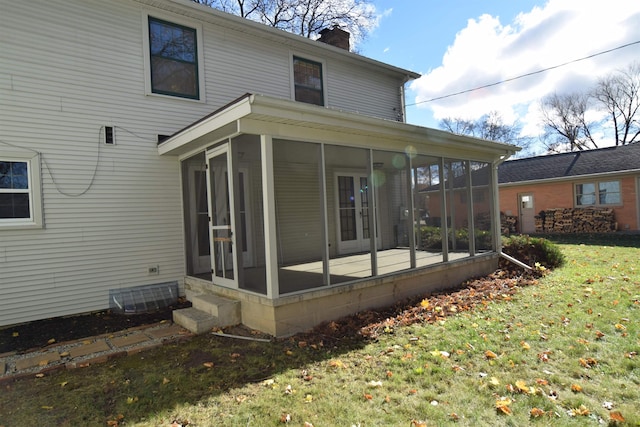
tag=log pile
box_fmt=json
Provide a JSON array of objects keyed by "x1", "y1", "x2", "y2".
[
  {"x1": 534, "y1": 208, "x2": 616, "y2": 233},
  {"x1": 500, "y1": 213, "x2": 517, "y2": 235}
]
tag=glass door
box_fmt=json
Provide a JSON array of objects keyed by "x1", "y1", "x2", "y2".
[
  {"x1": 206, "y1": 145, "x2": 237, "y2": 288},
  {"x1": 336, "y1": 173, "x2": 371, "y2": 254}
]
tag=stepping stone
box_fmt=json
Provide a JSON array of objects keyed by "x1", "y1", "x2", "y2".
[
  {"x1": 15, "y1": 352, "x2": 61, "y2": 371},
  {"x1": 110, "y1": 334, "x2": 149, "y2": 348},
  {"x1": 146, "y1": 324, "x2": 188, "y2": 339},
  {"x1": 68, "y1": 340, "x2": 110, "y2": 358}
]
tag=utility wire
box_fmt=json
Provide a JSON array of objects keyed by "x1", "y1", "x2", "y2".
[{"x1": 406, "y1": 40, "x2": 640, "y2": 107}]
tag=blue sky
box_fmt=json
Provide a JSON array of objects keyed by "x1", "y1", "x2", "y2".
[{"x1": 358, "y1": 0, "x2": 640, "y2": 153}]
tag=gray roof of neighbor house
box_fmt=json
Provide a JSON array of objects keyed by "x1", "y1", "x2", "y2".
[{"x1": 499, "y1": 143, "x2": 640, "y2": 184}]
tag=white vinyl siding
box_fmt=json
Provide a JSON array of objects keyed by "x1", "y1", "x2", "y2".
[{"x1": 0, "y1": 0, "x2": 410, "y2": 326}]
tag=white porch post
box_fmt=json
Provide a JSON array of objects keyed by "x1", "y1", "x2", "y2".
[{"x1": 261, "y1": 134, "x2": 279, "y2": 298}]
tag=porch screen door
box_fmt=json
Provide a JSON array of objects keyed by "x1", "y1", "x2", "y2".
[
  {"x1": 206, "y1": 145, "x2": 237, "y2": 287},
  {"x1": 337, "y1": 174, "x2": 371, "y2": 254}
]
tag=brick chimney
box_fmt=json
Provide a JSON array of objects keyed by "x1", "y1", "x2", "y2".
[{"x1": 318, "y1": 26, "x2": 350, "y2": 51}]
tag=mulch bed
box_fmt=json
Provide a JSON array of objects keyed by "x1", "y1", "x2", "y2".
[{"x1": 0, "y1": 299, "x2": 191, "y2": 354}]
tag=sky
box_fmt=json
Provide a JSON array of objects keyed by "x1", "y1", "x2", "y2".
[{"x1": 358, "y1": 0, "x2": 640, "y2": 154}]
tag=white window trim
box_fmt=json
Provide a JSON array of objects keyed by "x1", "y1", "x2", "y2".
[
  {"x1": 142, "y1": 10, "x2": 206, "y2": 103},
  {"x1": 289, "y1": 52, "x2": 328, "y2": 107},
  {"x1": 0, "y1": 152, "x2": 43, "y2": 229},
  {"x1": 574, "y1": 179, "x2": 622, "y2": 207}
]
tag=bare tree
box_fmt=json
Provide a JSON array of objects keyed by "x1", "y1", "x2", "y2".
[
  {"x1": 193, "y1": 0, "x2": 377, "y2": 46},
  {"x1": 539, "y1": 92, "x2": 598, "y2": 152},
  {"x1": 439, "y1": 111, "x2": 531, "y2": 150},
  {"x1": 592, "y1": 61, "x2": 640, "y2": 146}
]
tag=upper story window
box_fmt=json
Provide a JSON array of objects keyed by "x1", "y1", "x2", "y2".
[
  {"x1": 0, "y1": 155, "x2": 42, "y2": 229},
  {"x1": 148, "y1": 17, "x2": 199, "y2": 99},
  {"x1": 575, "y1": 180, "x2": 621, "y2": 206},
  {"x1": 293, "y1": 56, "x2": 324, "y2": 106}
]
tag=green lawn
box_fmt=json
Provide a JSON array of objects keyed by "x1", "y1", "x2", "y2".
[{"x1": 1, "y1": 235, "x2": 638, "y2": 426}]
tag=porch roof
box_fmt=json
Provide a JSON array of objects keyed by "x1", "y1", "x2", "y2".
[{"x1": 157, "y1": 94, "x2": 519, "y2": 161}]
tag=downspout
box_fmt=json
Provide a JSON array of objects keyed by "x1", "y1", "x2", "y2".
[{"x1": 492, "y1": 153, "x2": 533, "y2": 271}]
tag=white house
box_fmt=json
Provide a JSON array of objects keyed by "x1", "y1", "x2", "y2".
[{"x1": 0, "y1": 0, "x2": 518, "y2": 336}]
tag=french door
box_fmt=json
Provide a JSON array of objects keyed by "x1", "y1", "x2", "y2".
[{"x1": 336, "y1": 173, "x2": 371, "y2": 254}]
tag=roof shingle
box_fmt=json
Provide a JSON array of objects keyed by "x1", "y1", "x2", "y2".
[{"x1": 499, "y1": 143, "x2": 640, "y2": 184}]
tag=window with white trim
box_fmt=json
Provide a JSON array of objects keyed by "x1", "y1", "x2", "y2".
[
  {"x1": 575, "y1": 180, "x2": 621, "y2": 206},
  {"x1": 293, "y1": 56, "x2": 324, "y2": 106},
  {"x1": 0, "y1": 155, "x2": 42, "y2": 228},
  {"x1": 148, "y1": 16, "x2": 199, "y2": 99}
]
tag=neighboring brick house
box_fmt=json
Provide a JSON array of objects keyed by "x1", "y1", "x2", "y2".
[{"x1": 498, "y1": 144, "x2": 640, "y2": 233}]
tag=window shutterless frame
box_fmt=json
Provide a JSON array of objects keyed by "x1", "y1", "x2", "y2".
[
  {"x1": 148, "y1": 16, "x2": 199, "y2": 100},
  {"x1": 0, "y1": 154, "x2": 43, "y2": 229},
  {"x1": 292, "y1": 56, "x2": 325, "y2": 106}
]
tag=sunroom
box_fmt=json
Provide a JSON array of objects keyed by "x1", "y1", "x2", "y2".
[{"x1": 159, "y1": 94, "x2": 518, "y2": 336}]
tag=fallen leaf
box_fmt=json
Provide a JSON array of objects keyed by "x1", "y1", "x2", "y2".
[
  {"x1": 35, "y1": 373, "x2": 45, "y2": 378},
  {"x1": 162, "y1": 377, "x2": 171, "y2": 385},
  {"x1": 571, "y1": 384, "x2": 582, "y2": 393},
  {"x1": 536, "y1": 378, "x2": 549, "y2": 386},
  {"x1": 450, "y1": 413, "x2": 459, "y2": 421},
  {"x1": 489, "y1": 377, "x2": 500, "y2": 386},
  {"x1": 47, "y1": 338, "x2": 56, "y2": 345},
  {"x1": 280, "y1": 413, "x2": 291, "y2": 423},
  {"x1": 328, "y1": 360, "x2": 344, "y2": 368},
  {"x1": 126, "y1": 396, "x2": 138, "y2": 404},
  {"x1": 595, "y1": 330, "x2": 605, "y2": 339},
  {"x1": 420, "y1": 299, "x2": 430, "y2": 309},
  {"x1": 484, "y1": 350, "x2": 497, "y2": 359},
  {"x1": 41, "y1": 405, "x2": 54, "y2": 410},
  {"x1": 520, "y1": 341, "x2": 530, "y2": 350},
  {"x1": 368, "y1": 380, "x2": 383, "y2": 388},
  {"x1": 515, "y1": 380, "x2": 530, "y2": 394},
  {"x1": 304, "y1": 394, "x2": 313, "y2": 403},
  {"x1": 60, "y1": 381, "x2": 68, "y2": 388},
  {"x1": 530, "y1": 407, "x2": 546, "y2": 418},
  {"x1": 411, "y1": 420, "x2": 427, "y2": 427},
  {"x1": 12, "y1": 331, "x2": 19, "y2": 337},
  {"x1": 203, "y1": 362, "x2": 214, "y2": 368},
  {"x1": 495, "y1": 397, "x2": 512, "y2": 415},
  {"x1": 304, "y1": 422, "x2": 314, "y2": 427},
  {"x1": 363, "y1": 393, "x2": 373, "y2": 400},
  {"x1": 568, "y1": 405, "x2": 589, "y2": 417},
  {"x1": 610, "y1": 411, "x2": 625, "y2": 422},
  {"x1": 614, "y1": 323, "x2": 626, "y2": 330}
]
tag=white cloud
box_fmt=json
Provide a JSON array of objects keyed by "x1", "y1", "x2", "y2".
[{"x1": 408, "y1": 0, "x2": 640, "y2": 144}]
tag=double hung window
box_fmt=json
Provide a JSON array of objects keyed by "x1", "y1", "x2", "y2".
[
  {"x1": 148, "y1": 17, "x2": 199, "y2": 99},
  {"x1": 293, "y1": 56, "x2": 324, "y2": 106},
  {"x1": 0, "y1": 156, "x2": 42, "y2": 228}
]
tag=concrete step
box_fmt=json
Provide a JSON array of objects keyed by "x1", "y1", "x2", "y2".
[
  {"x1": 172, "y1": 307, "x2": 220, "y2": 335},
  {"x1": 192, "y1": 294, "x2": 241, "y2": 326}
]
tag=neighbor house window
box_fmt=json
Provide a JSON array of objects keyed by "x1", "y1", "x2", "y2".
[
  {"x1": 148, "y1": 17, "x2": 199, "y2": 99},
  {"x1": 0, "y1": 156, "x2": 42, "y2": 228},
  {"x1": 293, "y1": 56, "x2": 324, "y2": 106},
  {"x1": 575, "y1": 180, "x2": 621, "y2": 206}
]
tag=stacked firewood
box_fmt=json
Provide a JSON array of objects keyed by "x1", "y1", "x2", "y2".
[
  {"x1": 535, "y1": 208, "x2": 616, "y2": 233},
  {"x1": 500, "y1": 213, "x2": 517, "y2": 235}
]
